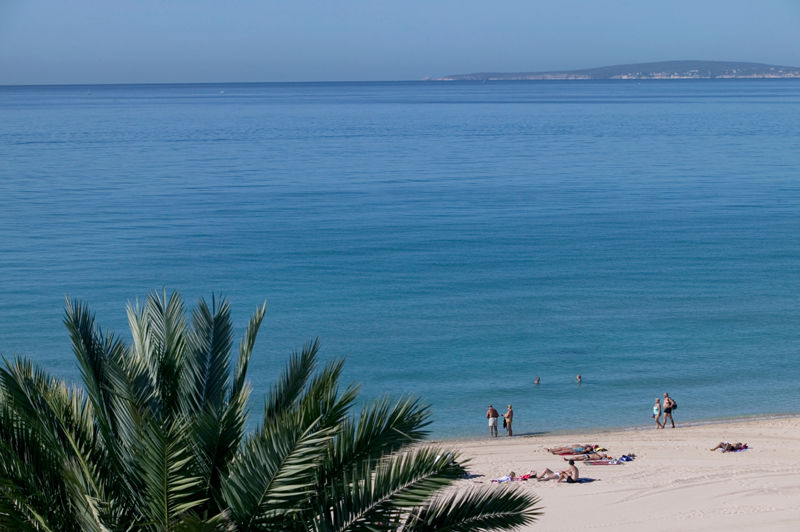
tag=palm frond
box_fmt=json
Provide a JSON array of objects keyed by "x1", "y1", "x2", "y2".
[
  {"x1": 262, "y1": 338, "x2": 318, "y2": 424},
  {"x1": 0, "y1": 440, "x2": 61, "y2": 532},
  {"x1": 127, "y1": 290, "x2": 189, "y2": 421},
  {"x1": 0, "y1": 357, "x2": 106, "y2": 530},
  {"x1": 402, "y1": 486, "x2": 542, "y2": 532},
  {"x1": 61, "y1": 458, "x2": 113, "y2": 532},
  {"x1": 147, "y1": 290, "x2": 189, "y2": 419},
  {"x1": 63, "y1": 298, "x2": 131, "y2": 484},
  {"x1": 134, "y1": 418, "x2": 205, "y2": 529},
  {"x1": 298, "y1": 357, "x2": 359, "y2": 434},
  {"x1": 221, "y1": 415, "x2": 336, "y2": 529},
  {"x1": 0, "y1": 475, "x2": 57, "y2": 532},
  {"x1": 182, "y1": 296, "x2": 232, "y2": 414},
  {"x1": 190, "y1": 403, "x2": 246, "y2": 516},
  {"x1": 323, "y1": 396, "x2": 431, "y2": 483},
  {"x1": 173, "y1": 510, "x2": 235, "y2": 532},
  {"x1": 311, "y1": 447, "x2": 463, "y2": 532},
  {"x1": 231, "y1": 301, "x2": 267, "y2": 403},
  {"x1": 222, "y1": 354, "x2": 359, "y2": 529}
]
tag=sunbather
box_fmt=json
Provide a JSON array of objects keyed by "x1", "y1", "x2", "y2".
[
  {"x1": 491, "y1": 471, "x2": 517, "y2": 483},
  {"x1": 535, "y1": 468, "x2": 560, "y2": 481},
  {"x1": 710, "y1": 441, "x2": 747, "y2": 452},
  {"x1": 564, "y1": 452, "x2": 611, "y2": 461},
  {"x1": 558, "y1": 460, "x2": 580, "y2": 483},
  {"x1": 547, "y1": 444, "x2": 596, "y2": 455}
]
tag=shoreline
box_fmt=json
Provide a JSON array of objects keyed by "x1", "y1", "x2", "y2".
[{"x1": 429, "y1": 411, "x2": 800, "y2": 445}]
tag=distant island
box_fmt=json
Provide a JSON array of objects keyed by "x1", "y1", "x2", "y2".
[{"x1": 435, "y1": 60, "x2": 800, "y2": 81}]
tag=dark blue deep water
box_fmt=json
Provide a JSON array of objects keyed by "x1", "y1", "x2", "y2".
[{"x1": 1, "y1": 80, "x2": 799, "y2": 437}]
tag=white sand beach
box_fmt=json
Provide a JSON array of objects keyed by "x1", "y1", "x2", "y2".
[{"x1": 448, "y1": 416, "x2": 800, "y2": 531}]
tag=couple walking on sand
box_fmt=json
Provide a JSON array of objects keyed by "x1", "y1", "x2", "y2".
[
  {"x1": 487, "y1": 404, "x2": 513, "y2": 437},
  {"x1": 652, "y1": 392, "x2": 677, "y2": 429}
]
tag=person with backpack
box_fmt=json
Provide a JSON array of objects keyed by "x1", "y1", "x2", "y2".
[{"x1": 662, "y1": 392, "x2": 677, "y2": 428}]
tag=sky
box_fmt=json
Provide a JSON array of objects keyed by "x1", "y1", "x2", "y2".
[{"x1": 1, "y1": 0, "x2": 799, "y2": 85}]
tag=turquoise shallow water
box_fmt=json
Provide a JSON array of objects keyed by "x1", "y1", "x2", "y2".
[{"x1": 1, "y1": 80, "x2": 799, "y2": 438}]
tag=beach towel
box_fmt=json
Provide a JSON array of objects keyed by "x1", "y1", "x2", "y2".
[{"x1": 587, "y1": 459, "x2": 621, "y2": 465}]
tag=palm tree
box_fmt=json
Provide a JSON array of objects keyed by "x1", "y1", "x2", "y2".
[{"x1": 0, "y1": 290, "x2": 541, "y2": 531}]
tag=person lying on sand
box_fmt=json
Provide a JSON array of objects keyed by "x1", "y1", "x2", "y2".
[
  {"x1": 491, "y1": 471, "x2": 517, "y2": 483},
  {"x1": 535, "y1": 468, "x2": 560, "y2": 481},
  {"x1": 547, "y1": 444, "x2": 596, "y2": 454},
  {"x1": 710, "y1": 441, "x2": 748, "y2": 452},
  {"x1": 564, "y1": 452, "x2": 611, "y2": 461}
]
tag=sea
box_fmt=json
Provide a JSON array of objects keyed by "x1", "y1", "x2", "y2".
[{"x1": 1, "y1": 80, "x2": 799, "y2": 438}]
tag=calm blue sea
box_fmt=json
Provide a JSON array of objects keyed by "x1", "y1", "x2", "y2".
[{"x1": 1, "y1": 80, "x2": 799, "y2": 438}]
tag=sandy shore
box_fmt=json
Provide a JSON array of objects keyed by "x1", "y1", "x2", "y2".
[{"x1": 446, "y1": 416, "x2": 800, "y2": 531}]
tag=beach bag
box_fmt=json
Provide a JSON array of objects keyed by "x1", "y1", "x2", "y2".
[
  {"x1": 672, "y1": 401, "x2": 677, "y2": 411},
  {"x1": 502, "y1": 417, "x2": 507, "y2": 428}
]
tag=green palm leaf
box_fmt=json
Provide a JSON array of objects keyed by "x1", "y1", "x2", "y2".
[
  {"x1": 323, "y1": 396, "x2": 431, "y2": 481},
  {"x1": 182, "y1": 296, "x2": 233, "y2": 413},
  {"x1": 402, "y1": 486, "x2": 542, "y2": 531},
  {"x1": 262, "y1": 339, "x2": 318, "y2": 424},
  {"x1": 221, "y1": 415, "x2": 336, "y2": 529},
  {"x1": 311, "y1": 447, "x2": 463, "y2": 532},
  {"x1": 134, "y1": 418, "x2": 205, "y2": 530},
  {"x1": 0, "y1": 358, "x2": 107, "y2": 530},
  {"x1": 231, "y1": 301, "x2": 267, "y2": 404},
  {"x1": 127, "y1": 290, "x2": 188, "y2": 420}
]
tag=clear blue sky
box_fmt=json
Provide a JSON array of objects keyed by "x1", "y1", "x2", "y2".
[{"x1": 1, "y1": 0, "x2": 799, "y2": 84}]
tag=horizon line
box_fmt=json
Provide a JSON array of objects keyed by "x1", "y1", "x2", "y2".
[{"x1": 6, "y1": 78, "x2": 800, "y2": 89}]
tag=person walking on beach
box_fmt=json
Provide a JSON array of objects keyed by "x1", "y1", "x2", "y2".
[
  {"x1": 487, "y1": 405, "x2": 499, "y2": 437},
  {"x1": 504, "y1": 404, "x2": 514, "y2": 436},
  {"x1": 653, "y1": 397, "x2": 663, "y2": 429},
  {"x1": 662, "y1": 392, "x2": 676, "y2": 428}
]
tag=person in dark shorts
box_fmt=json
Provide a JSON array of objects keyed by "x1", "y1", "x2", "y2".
[
  {"x1": 662, "y1": 392, "x2": 676, "y2": 428},
  {"x1": 559, "y1": 460, "x2": 579, "y2": 483}
]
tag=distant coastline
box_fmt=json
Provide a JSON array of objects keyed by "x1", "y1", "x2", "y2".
[{"x1": 435, "y1": 60, "x2": 800, "y2": 81}]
